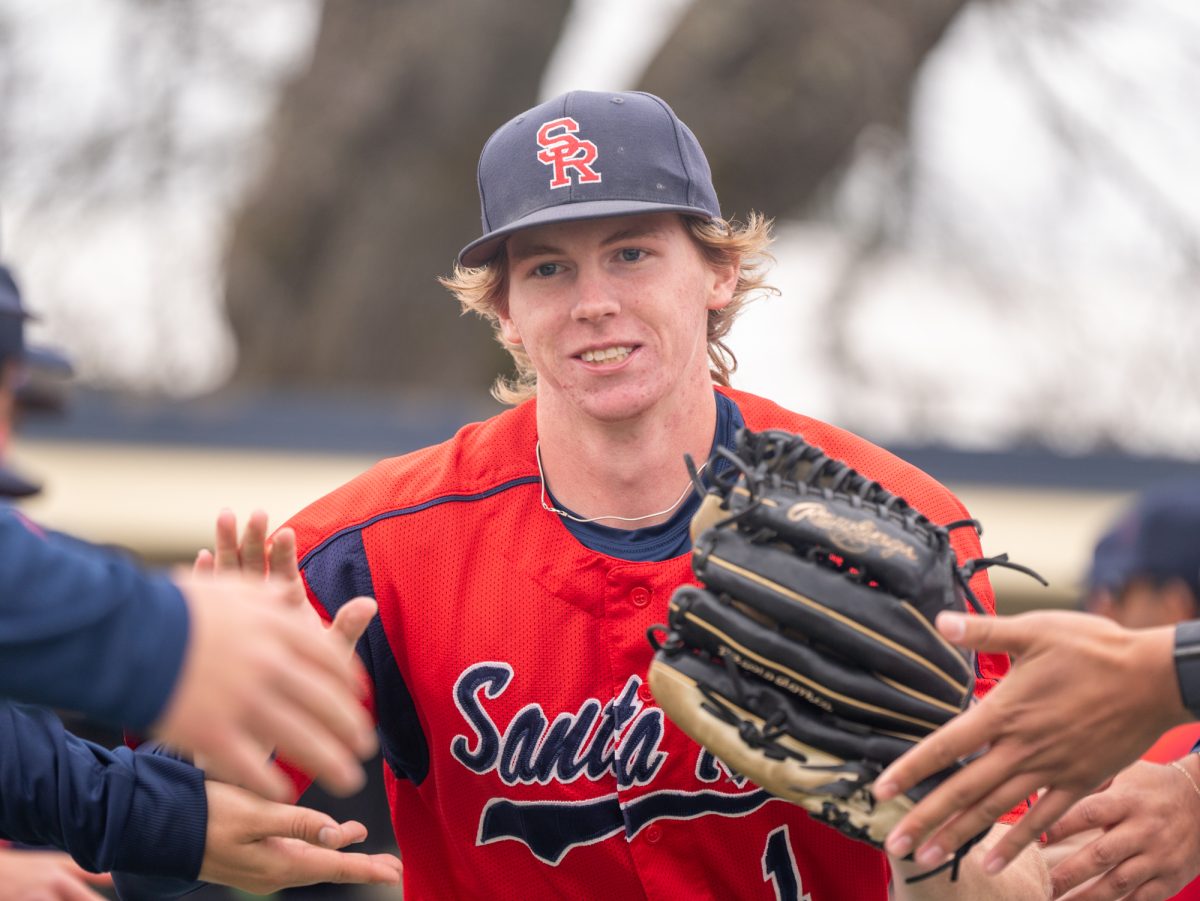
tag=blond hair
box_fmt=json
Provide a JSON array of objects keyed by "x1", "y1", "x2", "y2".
[{"x1": 439, "y1": 212, "x2": 777, "y2": 405}]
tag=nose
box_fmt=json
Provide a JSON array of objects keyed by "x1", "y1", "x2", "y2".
[{"x1": 570, "y1": 266, "x2": 620, "y2": 323}]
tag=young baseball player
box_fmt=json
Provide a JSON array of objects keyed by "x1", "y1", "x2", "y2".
[{"x1": 119, "y1": 91, "x2": 1049, "y2": 899}]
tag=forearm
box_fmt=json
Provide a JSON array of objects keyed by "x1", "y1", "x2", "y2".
[
  {"x1": 0, "y1": 703, "x2": 206, "y2": 876},
  {"x1": 0, "y1": 512, "x2": 188, "y2": 729},
  {"x1": 890, "y1": 824, "x2": 1050, "y2": 900}
]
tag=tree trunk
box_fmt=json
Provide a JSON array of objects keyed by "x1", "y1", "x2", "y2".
[
  {"x1": 639, "y1": 0, "x2": 970, "y2": 219},
  {"x1": 224, "y1": 0, "x2": 573, "y2": 397}
]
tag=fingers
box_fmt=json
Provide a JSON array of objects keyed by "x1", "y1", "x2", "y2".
[
  {"x1": 245, "y1": 690, "x2": 369, "y2": 797},
  {"x1": 47, "y1": 873, "x2": 109, "y2": 901},
  {"x1": 194, "y1": 548, "x2": 215, "y2": 577},
  {"x1": 876, "y1": 704, "x2": 1000, "y2": 804},
  {"x1": 1051, "y1": 830, "x2": 1134, "y2": 898},
  {"x1": 884, "y1": 743, "x2": 1032, "y2": 858},
  {"x1": 902, "y1": 770, "x2": 1044, "y2": 871},
  {"x1": 214, "y1": 508, "x2": 241, "y2": 571},
  {"x1": 211, "y1": 508, "x2": 272, "y2": 576},
  {"x1": 268, "y1": 527, "x2": 303, "y2": 591},
  {"x1": 976, "y1": 786, "x2": 1078, "y2": 874},
  {"x1": 935, "y1": 611, "x2": 1032, "y2": 658},
  {"x1": 201, "y1": 727, "x2": 293, "y2": 803},
  {"x1": 331, "y1": 597, "x2": 378, "y2": 656},
  {"x1": 303, "y1": 850, "x2": 403, "y2": 886},
  {"x1": 58, "y1": 878, "x2": 110, "y2": 901},
  {"x1": 74, "y1": 870, "x2": 114, "y2": 888},
  {"x1": 229, "y1": 783, "x2": 370, "y2": 850},
  {"x1": 1057, "y1": 857, "x2": 1154, "y2": 901},
  {"x1": 240, "y1": 509, "x2": 270, "y2": 576},
  {"x1": 1046, "y1": 792, "x2": 1123, "y2": 845}
]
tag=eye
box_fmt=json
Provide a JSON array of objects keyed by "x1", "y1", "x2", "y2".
[
  {"x1": 532, "y1": 262, "x2": 561, "y2": 278},
  {"x1": 618, "y1": 248, "x2": 646, "y2": 263}
]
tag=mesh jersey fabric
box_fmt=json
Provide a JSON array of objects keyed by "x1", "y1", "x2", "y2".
[{"x1": 282, "y1": 386, "x2": 1017, "y2": 900}]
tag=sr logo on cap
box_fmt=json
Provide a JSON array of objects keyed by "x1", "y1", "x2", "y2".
[
  {"x1": 536, "y1": 117, "x2": 601, "y2": 190},
  {"x1": 458, "y1": 91, "x2": 721, "y2": 267}
]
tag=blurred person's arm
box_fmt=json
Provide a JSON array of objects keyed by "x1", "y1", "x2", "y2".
[
  {"x1": 0, "y1": 701, "x2": 205, "y2": 875},
  {"x1": 112, "y1": 777, "x2": 402, "y2": 899},
  {"x1": 0, "y1": 508, "x2": 190, "y2": 729},
  {"x1": 0, "y1": 507, "x2": 379, "y2": 800},
  {"x1": 0, "y1": 702, "x2": 402, "y2": 896}
]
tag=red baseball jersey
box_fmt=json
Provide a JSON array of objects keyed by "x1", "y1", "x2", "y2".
[{"x1": 285, "y1": 387, "x2": 1013, "y2": 899}]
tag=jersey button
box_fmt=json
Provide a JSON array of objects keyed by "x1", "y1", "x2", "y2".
[
  {"x1": 637, "y1": 682, "x2": 654, "y2": 704},
  {"x1": 630, "y1": 587, "x2": 651, "y2": 608},
  {"x1": 644, "y1": 825, "x2": 662, "y2": 844}
]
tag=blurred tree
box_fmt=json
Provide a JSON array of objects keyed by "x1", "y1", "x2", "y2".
[
  {"x1": 224, "y1": 0, "x2": 572, "y2": 395},
  {"x1": 224, "y1": 0, "x2": 969, "y2": 395},
  {"x1": 641, "y1": 0, "x2": 968, "y2": 219}
]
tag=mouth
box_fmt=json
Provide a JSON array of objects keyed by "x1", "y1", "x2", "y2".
[{"x1": 577, "y1": 344, "x2": 635, "y2": 365}]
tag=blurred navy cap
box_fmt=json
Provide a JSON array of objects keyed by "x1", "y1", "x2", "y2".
[
  {"x1": 459, "y1": 91, "x2": 720, "y2": 267},
  {"x1": 1088, "y1": 481, "x2": 1200, "y2": 596},
  {"x1": 0, "y1": 263, "x2": 73, "y2": 377},
  {"x1": 0, "y1": 462, "x2": 42, "y2": 498},
  {"x1": 1086, "y1": 516, "x2": 1137, "y2": 593},
  {"x1": 0, "y1": 265, "x2": 27, "y2": 361}
]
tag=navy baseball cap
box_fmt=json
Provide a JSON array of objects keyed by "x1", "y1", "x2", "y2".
[
  {"x1": 0, "y1": 462, "x2": 40, "y2": 498},
  {"x1": 0, "y1": 264, "x2": 73, "y2": 376},
  {"x1": 0, "y1": 264, "x2": 71, "y2": 497},
  {"x1": 458, "y1": 91, "x2": 721, "y2": 267},
  {"x1": 1088, "y1": 481, "x2": 1200, "y2": 596},
  {"x1": 1085, "y1": 513, "x2": 1138, "y2": 593},
  {"x1": 0, "y1": 265, "x2": 26, "y2": 361}
]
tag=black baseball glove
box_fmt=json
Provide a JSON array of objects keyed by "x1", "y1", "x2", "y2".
[{"x1": 647, "y1": 428, "x2": 1044, "y2": 878}]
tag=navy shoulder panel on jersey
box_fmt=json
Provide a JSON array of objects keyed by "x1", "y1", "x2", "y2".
[{"x1": 301, "y1": 528, "x2": 430, "y2": 785}]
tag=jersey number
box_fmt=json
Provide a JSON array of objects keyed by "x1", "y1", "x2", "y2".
[{"x1": 762, "y1": 826, "x2": 810, "y2": 901}]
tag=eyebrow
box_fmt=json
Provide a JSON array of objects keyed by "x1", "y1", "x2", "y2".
[{"x1": 507, "y1": 222, "x2": 669, "y2": 263}]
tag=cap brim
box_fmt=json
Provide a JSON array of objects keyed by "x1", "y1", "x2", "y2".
[
  {"x1": 458, "y1": 200, "x2": 716, "y2": 268},
  {"x1": 0, "y1": 463, "x2": 42, "y2": 498},
  {"x1": 25, "y1": 345, "x2": 73, "y2": 377}
]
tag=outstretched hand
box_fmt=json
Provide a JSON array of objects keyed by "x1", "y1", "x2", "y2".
[
  {"x1": 0, "y1": 847, "x2": 113, "y2": 900},
  {"x1": 1047, "y1": 758, "x2": 1200, "y2": 900},
  {"x1": 874, "y1": 610, "x2": 1188, "y2": 876},
  {"x1": 154, "y1": 510, "x2": 378, "y2": 802},
  {"x1": 199, "y1": 780, "x2": 402, "y2": 893}
]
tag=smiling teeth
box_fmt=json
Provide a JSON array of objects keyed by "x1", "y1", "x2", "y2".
[{"x1": 581, "y1": 346, "x2": 632, "y2": 363}]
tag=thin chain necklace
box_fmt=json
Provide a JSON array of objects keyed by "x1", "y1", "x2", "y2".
[{"x1": 535, "y1": 440, "x2": 706, "y2": 525}]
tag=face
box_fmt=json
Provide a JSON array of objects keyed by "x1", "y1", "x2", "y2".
[
  {"x1": 0, "y1": 359, "x2": 18, "y2": 442},
  {"x1": 1108, "y1": 577, "x2": 1199, "y2": 629},
  {"x1": 497, "y1": 213, "x2": 736, "y2": 425}
]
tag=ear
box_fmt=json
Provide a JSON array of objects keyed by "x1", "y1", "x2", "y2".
[
  {"x1": 1163, "y1": 579, "x2": 1200, "y2": 622},
  {"x1": 705, "y1": 256, "x2": 739, "y2": 312},
  {"x1": 1086, "y1": 591, "x2": 1118, "y2": 620},
  {"x1": 497, "y1": 310, "x2": 523, "y2": 347}
]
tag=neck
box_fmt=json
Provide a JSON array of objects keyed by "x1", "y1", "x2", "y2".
[{"x1": 535, "y1": 386, "x2": 719, "y2": 530}]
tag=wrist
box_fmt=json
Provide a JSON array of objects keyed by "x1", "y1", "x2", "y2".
[{"x1": 1173, "y1": 621, "x2": 1200, "y2": 722}]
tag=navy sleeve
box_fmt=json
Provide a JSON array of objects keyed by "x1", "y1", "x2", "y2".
[
  {"x1": 0, "y1": 508, "x2": 189, "y2": 730},
  {"x1": 0, "y1": 702, "x2": 206, "y2": 877}
]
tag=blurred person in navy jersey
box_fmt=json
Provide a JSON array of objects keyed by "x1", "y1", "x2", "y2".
[
  {"x1": 0, "y1": 264, "x2": 381, "y2": 801},
  {"x1": 1043, "y1": 483, "x2": 1200, "y2": 901},
  {"x1": 0, "y1": 262, "x2": 402, "y2": 896}
]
